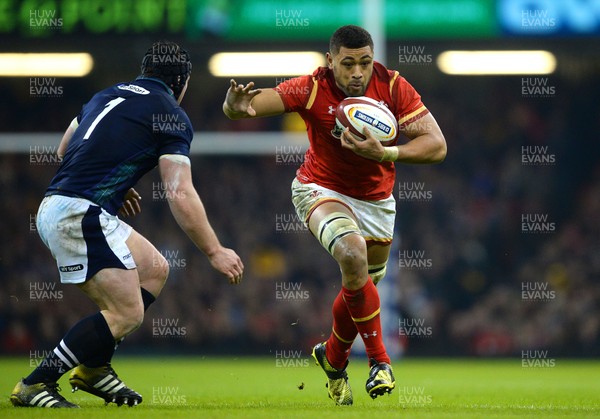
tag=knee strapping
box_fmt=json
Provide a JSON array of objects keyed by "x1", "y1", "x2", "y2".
[
  {"x1": 368, "y1": 262, "x2": 387, "y2": 285},
  {"x1": 317, "y1": 212, "x2": 361, "y2": 255}
]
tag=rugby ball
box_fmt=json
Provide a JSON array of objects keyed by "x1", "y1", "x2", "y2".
[{"x1": 335, "y1": 96, "x2": 398, "y2": 142}]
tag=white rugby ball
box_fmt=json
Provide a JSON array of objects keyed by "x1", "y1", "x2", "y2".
[{"x1": 335, "y1": 96, "x2": 398, "y2": 142}]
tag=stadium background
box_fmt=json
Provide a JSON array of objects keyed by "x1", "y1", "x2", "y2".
[{"x1": 0, "y1": 0, "x2": 598, "y2": 363}]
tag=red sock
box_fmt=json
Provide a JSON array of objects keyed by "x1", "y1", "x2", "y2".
[
  {"x1": 343, "y1": 278, "x2": 390, "y2": 364},
  {"x1": 325, "y1": 289, "x2": 357, "y2": 370}
]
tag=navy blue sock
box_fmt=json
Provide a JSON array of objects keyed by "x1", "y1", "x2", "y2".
[
  {"x1": 24, "y1": 312, "x2": 115, "y2": 384},
  {"x1": 141, "y1": 287, "x2": 156, "y2": 311},
  {"x1": 84, "y1": 288, "x2": 156, "y2": 367}
]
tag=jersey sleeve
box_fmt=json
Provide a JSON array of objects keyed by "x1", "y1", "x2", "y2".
[
  {"x1": 75, "y1": 99, "x2": 91, "y2": 124},
  {"x1": 275, "y1": 75, "x2": 314, "y2": 112},
  {"x1": 392, "y1": 74, "x2": 430, "y2": 129},
  {"x1": 155, "y1": 107, "x2": 193, "y2": 157}
]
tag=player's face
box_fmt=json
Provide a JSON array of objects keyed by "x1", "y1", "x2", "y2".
[{"x1": 327, "y1": 46, "x2": 374, "y2": 97}]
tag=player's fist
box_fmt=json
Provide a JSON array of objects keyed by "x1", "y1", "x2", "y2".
[{"x1": 340, "y1": 127, "x2": 385, "y2": 161}]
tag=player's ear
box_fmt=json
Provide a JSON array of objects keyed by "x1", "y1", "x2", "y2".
[{"x1": 326, "y1": 52, "x2": 334, "y2": 69}]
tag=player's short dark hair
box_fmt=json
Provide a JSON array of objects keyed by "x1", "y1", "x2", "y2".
[
  {"x1": 329, "y1": 25, "x2": 374, "y2": 56},
  {"x1": 141, "y1": 41, "x2": 192, "y2": 99}
]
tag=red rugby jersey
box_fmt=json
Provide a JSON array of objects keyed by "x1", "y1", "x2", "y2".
[{"x1": 276, "y1": 61, "x2": 429, "y2": 201}]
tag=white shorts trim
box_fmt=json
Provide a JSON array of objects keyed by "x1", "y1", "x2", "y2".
[
  {"x1": 37, "y1": 195, "x2": 136, "y2": 284},
  {"x1": 291, "y1": 178, "x2": 396, "y2": 244}
]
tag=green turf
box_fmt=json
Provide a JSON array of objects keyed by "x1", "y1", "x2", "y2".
[{"x1": 1, "y1": 357, "x2": 599, "y2": 418}]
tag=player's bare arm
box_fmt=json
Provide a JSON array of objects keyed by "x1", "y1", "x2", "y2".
[
  {"x1": 159, "y1": 155, "x2": 244, "y2": 284},
  {"x1": 223, "y1": 79, "x2": 285, "y2": 119},
  {"x1": 341, "y1": 112, "x2": 446, "y2": 164},
  {"x1": 57, "y1": 117, "x2": 78, "y2": 159},
  {"x1": 396, "y1": 112, "x2": 447, "y2": 163}
]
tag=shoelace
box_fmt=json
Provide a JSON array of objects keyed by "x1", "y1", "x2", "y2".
[
  {"x1": 41, "y1": 382, "x2": 68, "y2": 401},
  {"x1": 44, "y1": 382, "x2": 60, "y2": 391}
]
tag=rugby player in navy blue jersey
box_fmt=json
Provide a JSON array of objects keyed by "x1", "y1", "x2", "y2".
[{"x1": 11, "y1": 41, "x2": 244, "y2": 408}]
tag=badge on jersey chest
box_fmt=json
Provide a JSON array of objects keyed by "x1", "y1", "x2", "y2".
[{"x1": 330, "y1": 122, "x2": 344, "y2": 139}]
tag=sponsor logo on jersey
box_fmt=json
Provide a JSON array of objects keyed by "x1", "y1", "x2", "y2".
[{"x1": 117, "y1": 84, "x2": 150, "y2": 95}]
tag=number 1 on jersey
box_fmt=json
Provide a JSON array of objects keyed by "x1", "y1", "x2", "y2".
[{"x1": 83, "y1": 97, "x2": 126, "y2": 140}]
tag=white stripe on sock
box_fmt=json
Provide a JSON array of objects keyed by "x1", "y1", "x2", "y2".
[
  {"x1": 53, "y1": 347, "x2": 73, "y2": 369},
  {"x1": 60, "y1": 340, "x2": 80, "y2": 365}
]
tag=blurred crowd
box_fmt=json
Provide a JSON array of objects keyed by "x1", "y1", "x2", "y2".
[{"x1": 1, "y1": 72, "x2": 598, "y2": 359}]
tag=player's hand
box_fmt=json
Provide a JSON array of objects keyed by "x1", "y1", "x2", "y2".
[
  {"x1": 223, "y1": 79, "x2": 262, "y2": 117},
  {"x1": 118, "y1": 188, "x2": 142, "y2": 217},
  {"x1": 340, "y1": 127, "x2": 386, "y2": 161},
  {"x1": 208, "y1": 246, "x2": 244, "y2": 285}
]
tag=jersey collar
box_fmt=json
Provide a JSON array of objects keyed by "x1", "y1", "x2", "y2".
[{"x1": 135, "y1": 76, "x2": 175, "y2": 97}]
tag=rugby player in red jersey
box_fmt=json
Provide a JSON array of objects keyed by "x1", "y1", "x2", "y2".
[{"x1": 223, "y1": 25, "x2": 446, "y2": 405}]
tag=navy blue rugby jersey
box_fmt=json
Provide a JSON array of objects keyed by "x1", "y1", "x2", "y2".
[{"x1": 46, "y1": 77, "x2": 193, "y2": 215}]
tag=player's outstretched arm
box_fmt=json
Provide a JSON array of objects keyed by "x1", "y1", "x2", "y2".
[
  {"x1": 158, "y1": 155, "x2": 244, "y2": 284},
  {"x1": 223, "y1": 79, "x2": 285, "y2": 119}
]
